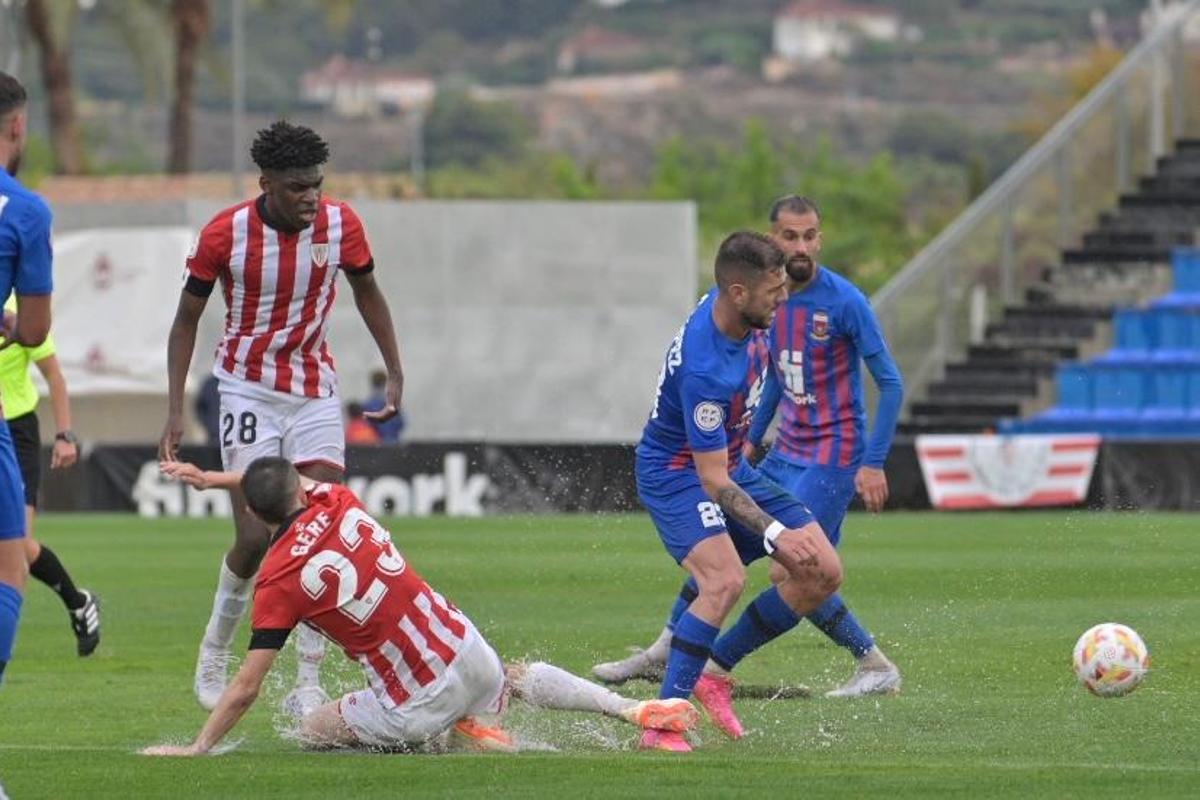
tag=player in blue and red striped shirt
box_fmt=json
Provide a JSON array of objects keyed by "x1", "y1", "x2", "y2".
[{"x1": 596, "y1": 196, "x2": 904, "y2": 700}]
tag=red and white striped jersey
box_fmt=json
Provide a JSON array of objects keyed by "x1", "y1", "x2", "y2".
[
  {"x1": 185, "y1": 196, "x2": 373, "y2": 398},
  {"x1": 251, "y1": 484, "x2": 471, "y2": 709}
]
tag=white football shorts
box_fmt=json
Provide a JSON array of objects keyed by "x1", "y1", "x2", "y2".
[
  {"x1": 337, "y1": 627, "x2": 507, "y2": 748},
  {"x1": 217, "y1": 379, "x2": 345, "y2": 473}
]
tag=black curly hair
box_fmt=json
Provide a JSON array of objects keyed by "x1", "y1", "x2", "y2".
[{"x1": 250, "y1": 120, "x2": 330, "y2": 172}]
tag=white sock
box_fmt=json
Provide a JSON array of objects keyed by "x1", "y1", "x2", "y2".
[
  {"x1": 857, "y1": 645, "x2": 891, "y2": 670},
  {"x1": 202, "y1": 560, "x2": 253, "y2": 650},
  {"x1": 511, "y1": 662, "x2": 635, "y2": 717},
  {"x1": 644, "y1": 626, "x2": 672, "y2": 663},
  {"x1": 294, "y1": 625, "x2": 326, "y2": 688}
]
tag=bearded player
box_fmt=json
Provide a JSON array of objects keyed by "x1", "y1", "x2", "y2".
[
  {"x1": 596, "y1": 197, "x2": 904, "y2": 703},
  {"x1": 159, "y1": 121, "x2": 404, "y2": 714},
  {"x1": 142, "y1": 458, "x2": 697, "y2": 756}
]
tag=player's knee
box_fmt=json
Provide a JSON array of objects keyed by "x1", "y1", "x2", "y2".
[
  {"x1": 700, "y1": 569, "x2": 745, "y2": 612},
  {"x1": 816, "y1": 548, "x2": 843, "y2": 597}
]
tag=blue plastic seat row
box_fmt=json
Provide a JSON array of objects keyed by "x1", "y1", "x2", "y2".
[
  {"x1": 998, "y1": 249, "x2": 1200, "y2": 436},
  {"x1": 1099, "y1": 307, "x2": 1200, "y2": 363},
  {"x1": 1149, "y1": 247, "x2": 1200, "y2": 308}
]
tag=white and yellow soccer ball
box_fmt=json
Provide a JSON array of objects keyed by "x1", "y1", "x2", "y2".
[{"x1": 1072, "y1": 623, "x2": 1150, "y2": 697}]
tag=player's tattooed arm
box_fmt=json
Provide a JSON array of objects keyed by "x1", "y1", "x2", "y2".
[
  {"x1": 714, "y1": 484, "x2": 775, "y2": 535},
  {"x1": 693, "y1": 448, "x2": 773, "y2": 535}
]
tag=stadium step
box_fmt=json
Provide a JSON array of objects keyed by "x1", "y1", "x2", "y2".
[
  {"x1": 1082, "y1": 230, "x2": 1195, "y2": 250},
  {"x1": 967, "y1": 341, "x2": 1079, "y2": 361},
  {"x1": 944, "y1": 360, "x2": 1059, "y2": 381},
  {"x1": 909, "y1": 398, "x2": 1023, "y2": 418},
  {"x1": 985, "y1": 318, "x2": 1097, "y2": 341},
  {"x1": 898, "y1": 415, "x2": 1002, "y2": 434},
  {"x1": 1061, "y1": 246, "x2": 1171, "y2": 265},
  {"x1": 925, "y1": 378, "x2": 1040, "y2": 399}
]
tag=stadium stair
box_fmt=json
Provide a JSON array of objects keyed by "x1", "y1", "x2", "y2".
[{"x1": 899, "y1": 139, "x2": 1200, "y2": 435}]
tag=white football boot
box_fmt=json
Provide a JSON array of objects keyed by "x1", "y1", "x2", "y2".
[
  {"x1": 825, "y1": 657, "x2": 902, "y2": 698},
  {"x1": 194, "y1": 640, "x2": 231, "y2": 710},
  {"x1": 592, "y1": 647, "x2": 666, "y2": 685}
]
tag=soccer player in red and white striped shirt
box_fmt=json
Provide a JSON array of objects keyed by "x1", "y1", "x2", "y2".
[
  {"x1": 142, "y1": 458, "x2": 697, "y2": 755},
  {"x1": 158, "y1": 121, "x2": 404, "y2": 713}
]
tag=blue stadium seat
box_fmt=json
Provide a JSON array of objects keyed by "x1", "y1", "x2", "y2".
[
  {"x1": 1092, "y1": 364, "x2": 1145, "y2": 419},
  {"x1": 1155, "y1": 248, "x2": 1200, "y2": 308},
  {"x1": 1097, "y1": 309, "x2": 1152, "y2": 364},
  {"x1": 1172, "y1": 247, "x2": 1200, "y2": 293},
  {"x1": 1049, "y1": 363, "x2": 1092, "y2": 415},
  {"x1": 1150, "y1": 309, "x2": 1200, "y2": 364}
]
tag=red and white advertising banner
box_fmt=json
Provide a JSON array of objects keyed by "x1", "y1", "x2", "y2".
[{"x1": 916, "y1": 434, "x2": 1101, "y2": 510}]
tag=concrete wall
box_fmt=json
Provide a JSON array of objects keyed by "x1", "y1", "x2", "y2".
[{"x1": 43, "y1": 199, "x2": 697, "y2": 444}]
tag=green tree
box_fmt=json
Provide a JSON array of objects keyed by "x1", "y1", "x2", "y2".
[
  {"x1": 424, "y1": 91, "x2": 532, "y2": 169},
  {"x1": 648, "y1": 121, "x2": 921, "y2": 293}
]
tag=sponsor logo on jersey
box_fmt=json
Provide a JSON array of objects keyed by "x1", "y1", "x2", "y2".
[
  {"x1": 693, "y1": 401, "x2": 725, "y2": 432},
  {"x1": 811, "y1": 311, "x2": 830, "y2": 341},
  {"x1": 312, "y1": 242, "x2": 330, "y2": 268}
]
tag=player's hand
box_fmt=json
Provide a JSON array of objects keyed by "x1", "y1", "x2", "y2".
[
  {"x1": 741, "y1": 441, "x2": 757, "y2": 463},
  {"x1": 160, "y1": 460, "x2": 211, "y2": 490},
  {"x1": 855, "y1": 466, "x2": 889, "y2": 513},
  {"x1": 362, "y1": 372, "x2": 403, "y2": 423},
  {"x1": 768, "y1": 527, "x2": 823, "y2": 572},
  {"x1": 140, "y1": 743, "x2": 202, "y2": 757},
  {"x1": 51, "y1": 439, "x2": 78, "y2": 469},
  {"x1": 158, "y1": 414, "x2": 184, "y2": 461}
]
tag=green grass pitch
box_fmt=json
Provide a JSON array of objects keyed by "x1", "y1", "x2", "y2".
[{"x1": 1, "y1": 511, "x2": 1197, "y2": 798}]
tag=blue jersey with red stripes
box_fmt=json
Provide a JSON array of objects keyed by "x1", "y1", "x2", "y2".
[
  {"x1": 756, "y1": 267, "x2": 886, "y2": 469},
  {"x1": 638, "y1": 287, "x2": 770, "y2": 477}
]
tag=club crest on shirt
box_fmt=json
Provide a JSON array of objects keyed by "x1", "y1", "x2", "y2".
[
  {"x1": 312, "y1": 243, "x2": 330, "y2": 268},
  {"x1": 811, "y1": 311, "x2": 831, "y2": 341}
]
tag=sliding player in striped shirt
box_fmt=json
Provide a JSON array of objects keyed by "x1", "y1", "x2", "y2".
[
  {"x1": 158, "y1": 121, "x2": 404, "y2": 714},
  {"x1": 142, "y1": 458, "x2": 697, "y2": 756}
]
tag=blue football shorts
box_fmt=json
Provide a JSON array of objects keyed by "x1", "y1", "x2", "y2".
[
  {"x1": 755, "y1": 451, "x2": 859, "y2": 548},
  {"x1": 637, "y1": 457, "x2": 815, "y2": 564},
  {"x1": 0, "y1": 423, "x2": 26, "y2": 540}
]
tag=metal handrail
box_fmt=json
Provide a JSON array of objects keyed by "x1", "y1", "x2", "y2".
[{"x1": 874, "y1": 0, "x2": 1200, "y2": 311}]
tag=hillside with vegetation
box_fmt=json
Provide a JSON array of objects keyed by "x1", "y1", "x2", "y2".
[{"x1": 6, "y1": 0, "x2": 1162, "y2": 286}]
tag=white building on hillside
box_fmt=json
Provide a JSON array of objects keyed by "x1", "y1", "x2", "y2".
[
  {"x1": 772, "y1": 0, "x2": 903, "y2": 63},
  {"x1": 301, "y1": 56, "x2": 435, "y2": 118}
]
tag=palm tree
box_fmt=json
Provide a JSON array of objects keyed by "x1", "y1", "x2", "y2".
[
  {"x1": 167, "y1": 0, "x2": 210, "y2": 173},
  {"x1": 23, "y1": 0, "x2": 85, "y2": 174}
]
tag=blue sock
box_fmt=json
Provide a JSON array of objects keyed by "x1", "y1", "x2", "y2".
[
  {"x1": 0, "y1": 581, "x2": 23, "y2": 686},
  {"x1": 665, "y1": 577, "x2": 699, "y2": 632},
  {"x1": 710, "y1": 586, "x2": 801, "y2": 671},
  {"x1": 660, "y1": 611, "x2": 719, "y2": 700},
  {"x1": 807, "y1": 593, "x2": 874, "y2": 658}
]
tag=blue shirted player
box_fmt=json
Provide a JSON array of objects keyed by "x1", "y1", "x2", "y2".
[
  {"x1": 595, "y1": 197, "x2": 904, "y2": 701},
  {"x1": 746, "y1": 195, "x2": 904, "y2": 696},
  {"x1": 0, "y1": 71, "x2": 55, "y2": 688},
  {"x1": 633, "y1": 231, "x2": 842, "y2": 752}
]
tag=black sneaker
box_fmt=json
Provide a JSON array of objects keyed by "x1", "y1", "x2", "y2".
[{"x1": 70, "y1": 590, "x2": 101, "y2": 657}]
